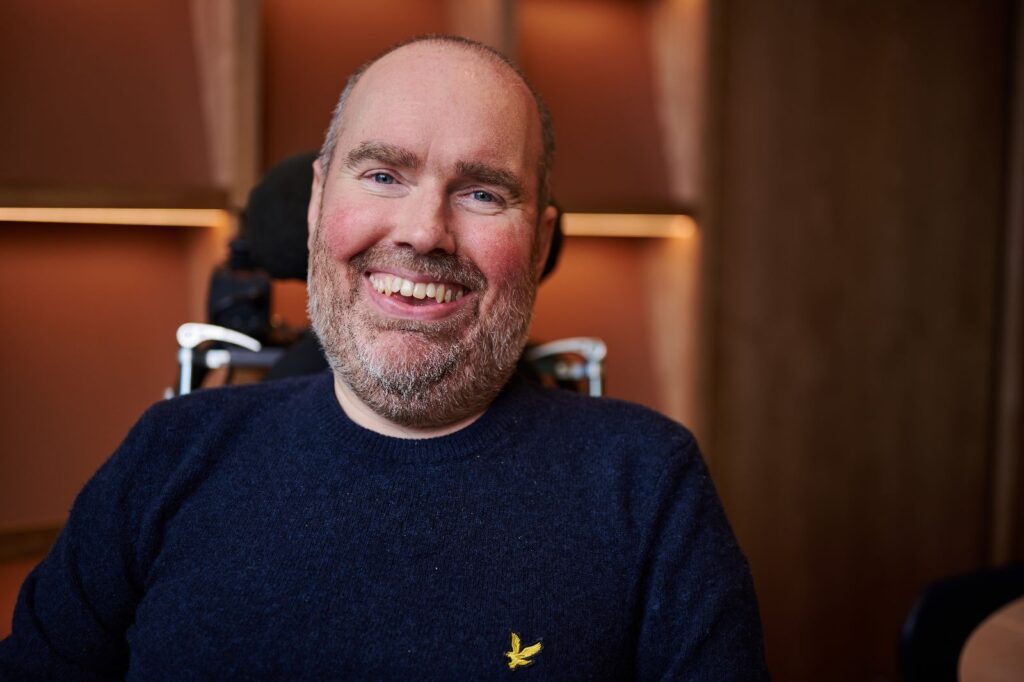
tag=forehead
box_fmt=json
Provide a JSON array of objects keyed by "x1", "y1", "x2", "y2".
[{"x1": 338, "y1": 44, "x2": 542, "y2": 179}]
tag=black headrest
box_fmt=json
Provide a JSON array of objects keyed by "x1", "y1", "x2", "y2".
[
  {"x1": 242, "y1": 151, "x2": 318, "y2": 280},
  {"x1": 243, "y1": 151, "x2": 562, "y2": 281}
]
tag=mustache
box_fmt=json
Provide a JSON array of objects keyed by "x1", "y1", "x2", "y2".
[{"x1": 348, "y1": 243, "x2": 487, "y2": 291}]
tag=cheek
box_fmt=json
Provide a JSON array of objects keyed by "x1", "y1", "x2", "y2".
[
  {"x1": 465, "y1": 230, "x2": 536, "y2": 285},
  {"x1": 317, "y1": 203, "x2": 388, "y2": 261}
]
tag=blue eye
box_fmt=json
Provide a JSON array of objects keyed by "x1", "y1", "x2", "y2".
[
  {"x1": 472, "y1": 190, "x2": 496, "y2": 202},
  {"x1": 372, "y1": 172, "x2": 395, "y2": 184}
]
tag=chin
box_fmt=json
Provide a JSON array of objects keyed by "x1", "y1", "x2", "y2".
[
  {"x1": 308, "y1": 236, "x2": 537, "y2": 429},
  {"x1": 338, "y1": 324, "x2": 524, "y2": 428}
]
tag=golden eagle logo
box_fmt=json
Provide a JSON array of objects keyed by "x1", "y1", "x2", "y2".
[{"x1": 505, "y1": 631, "x2": 542, "y2": 670}]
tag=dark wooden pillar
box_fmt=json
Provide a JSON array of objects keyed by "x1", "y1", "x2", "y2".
[{"x1": 703, "y1": 1, "x2": 1013, "y2": 678}]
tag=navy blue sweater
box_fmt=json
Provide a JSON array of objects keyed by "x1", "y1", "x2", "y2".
[{"x1": 1, "y1": 372, "x2": 767, "y2": 680}]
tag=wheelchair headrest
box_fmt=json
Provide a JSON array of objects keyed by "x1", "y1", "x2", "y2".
[
  {"x1": 243, "y1": 151, "x2": 318, "y2": 280},
  {"x1": 243, "y1": 151, "x2": 563, "y2": 281}
]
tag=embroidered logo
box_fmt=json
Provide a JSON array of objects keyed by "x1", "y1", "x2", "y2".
[{"x1": 505, "y1": 631, "x2": 542, "y2": 670}]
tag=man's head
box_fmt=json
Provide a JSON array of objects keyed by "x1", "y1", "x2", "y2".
[
  {"x1": 318, "y1": 36, "x2": 555, "y2": 212},
  {"x1": 307, "y1": 36, "x2": 558, "y2": 433}
]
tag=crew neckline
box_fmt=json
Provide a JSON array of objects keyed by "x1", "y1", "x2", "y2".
[{"x1": 303, "y1": 371, "x2": 534, "y2": 466}]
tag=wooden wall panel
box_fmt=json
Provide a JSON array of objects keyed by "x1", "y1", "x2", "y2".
[
  {"x1": 0, "y1": 224, "x2": 208, "y2": 529},
  {"x1": 518, "y1": 0, "x2": 673, "y2": 211},
  {"x1": 531, "y1": 235, "x2": 701, "y2": 428},
  {"x1": 992, "y1": 0, "x2": 1024, "y2": 566},
  {"x1": 705, "y1": 1, "x2": 1011, "y2": 678},
  {"x1": 260, "y1": 0, "x2": 446, "y2": 170},
  {"x1": 0, "y1": 1, "x2": 210, "y2": 188}
]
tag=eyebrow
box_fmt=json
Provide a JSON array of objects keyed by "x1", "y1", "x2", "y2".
[
  {"x1": 345, "y1": 141, "x2": 420, "y2": 170},
  {"x1": 455, "y1": 160, "x2": 524, "y2": 202}
]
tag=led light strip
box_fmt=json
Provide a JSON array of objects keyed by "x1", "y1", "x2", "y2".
[
  {"x1": 0, "y1": 207, "x2": 693, "y2": 238},
  {"x1": 0, "y1": 206, "x2": 232, "y2": 228},
  {"x1": 562, "y1": 213, "x2": 696, "y2": 238}
]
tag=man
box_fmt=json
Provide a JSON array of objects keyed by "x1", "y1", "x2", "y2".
[{"x1": 1, "y1": 36, "x2": 767, "y2": 679}]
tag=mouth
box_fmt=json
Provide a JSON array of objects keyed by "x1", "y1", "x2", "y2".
[
  {"x1": 363, "y1": 270, "x2": 475, "y2": 321},
  {"x1": 367, "y1": 272, "x2": 467, "y2": 305}
]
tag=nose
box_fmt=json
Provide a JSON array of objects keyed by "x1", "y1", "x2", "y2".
[{"x1": 390, "y1": 187, "x2": 456, "y2": 254}]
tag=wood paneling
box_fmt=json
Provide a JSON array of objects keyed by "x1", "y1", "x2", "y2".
[
  {"x1": 992, "y1": 0, "x2": 1024, "y2": 566},
  {"x1": 190, "y1": 0, "x2": 262, "y2": 208},
  {"x1": 0, "y1": 187, "x2": 228, "y2": 210},
  {"x1": 705, "y1": 1, "x2": 1011, "y2": 678},
  {"x1": 531, "y1": 235, "x2": 701, "y2": 428},
  {"x1": 0, "y1": 223, "x2": 216, "y2": 529},
  {"x1": 517, "y1": 0, "x2": 674, "y2": 211},
  {"x1": 260, "y1": 0, "x2": 447, "y2": 170},
  {"x1": 0, "y1": 1, "x2": 210, "y2": 189},
  {"x1": 444, "y1": 0, "x2": 516, "y2": 56},
  {"x1": 649, "y1": 0, "x2": 708, "y2": 206}
]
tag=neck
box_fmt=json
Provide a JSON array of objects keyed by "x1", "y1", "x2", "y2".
[{"x1": 332, "y1": 376, "x2": 484, "y2": 439}]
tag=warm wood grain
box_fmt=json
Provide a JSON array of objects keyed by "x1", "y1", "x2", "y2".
[
  {"x1": 0, "y1": 186, "x2": 228, "y2": 209},
  {"x1": 444, "y1": 0, "x2": 515, "y2": 56},
  {"x1": 704, "y1": 1, "x2": 1012, "y2": 678},
  {"x1": 649, "y1": 0, "x2": 708, "y2": 207},
  {"x1": 190, "y1": 0, "x2": 261, "y2": 209},
  {"x1": 0, "y1": 1, "x2": 212, "y2": 189},
  {"x1": 991, "y1": 0, "x2": 1024, "y2": 567}
]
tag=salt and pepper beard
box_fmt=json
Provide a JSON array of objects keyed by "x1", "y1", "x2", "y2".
[{"x1": 307, "y1": 229, "x2": 540, "y2": 429}]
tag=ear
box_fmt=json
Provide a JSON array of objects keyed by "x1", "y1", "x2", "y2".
[
  {"x1": 307, "y1": 158, "x2": 325, "y2": 250},
  {"x1": 533, "y1": 203, "x2": 558, "y2": 282}
]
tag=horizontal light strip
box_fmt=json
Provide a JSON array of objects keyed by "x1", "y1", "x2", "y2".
[
  {"x1": 0, "y1": 207, "x2": 694, "y2": 239},
  {"x1": 562, "y1": 213, "x2": 696, "y2": 238},
  {"x1": 0, "y1": 206, "x2": 231, "y2": 228}
]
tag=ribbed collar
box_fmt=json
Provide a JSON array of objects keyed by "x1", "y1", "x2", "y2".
[{"x1": 302, "y1": 371, "x2": 534, "y2": 466}]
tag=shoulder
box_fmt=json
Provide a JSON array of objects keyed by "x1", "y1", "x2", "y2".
[
  {"x1": 100, "y1": 372, "x2": 331, "y2": 485},
  {"x1": 505, "y1": 378, "x2": 702, "y2": 492},
  {"x1": 140, "y1": 372, "x2": 329, "y2": 437},
  {"x1": 512, "y1": 378, "x2": 695, "y2": 449},
  {"x1": 80, "y1": 373, "x2": 334, "y2": 544}
]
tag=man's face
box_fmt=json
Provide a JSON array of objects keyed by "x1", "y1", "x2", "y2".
[{"x1": 307, "y1": 43, "x2": 555, "y2": 428}]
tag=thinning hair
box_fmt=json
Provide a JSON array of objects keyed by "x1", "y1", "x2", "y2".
[{"x1": 317, "y1": 35, "x2": 555, "y2": 210}]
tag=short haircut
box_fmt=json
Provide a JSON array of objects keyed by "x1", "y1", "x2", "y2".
[{"x1": 317, "y1": 34, "x2": 555, "y2": 210}]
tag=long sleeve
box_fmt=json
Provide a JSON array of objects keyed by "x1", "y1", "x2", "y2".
[
  {"x1": 0, "y1": 407, "x2": 162, "y2": 680},
  {"x1": 633, "y1": 439, "x2": 769, "y2": 681}
]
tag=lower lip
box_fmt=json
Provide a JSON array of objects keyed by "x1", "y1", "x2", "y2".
[{"x1": 363, "y1": 275, "x2": 471, "y2": 321}]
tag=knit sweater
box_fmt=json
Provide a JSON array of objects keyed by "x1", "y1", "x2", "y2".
[{"x1": 1, "y1": 371, "x2": 767, "y2": 680}]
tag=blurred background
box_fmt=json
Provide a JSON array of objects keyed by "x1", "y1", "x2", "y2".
[{"x1": 1, "y1": 1, "x2": 1022, "y2": 679}]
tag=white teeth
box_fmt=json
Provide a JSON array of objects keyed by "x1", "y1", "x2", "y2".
[{"x1": 371, "y1": 274, "x2": 464, "y2": 303}]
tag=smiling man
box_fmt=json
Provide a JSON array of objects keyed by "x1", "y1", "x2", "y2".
[
  {"x1": 307, "y1": 39, "x2": 558, "y2": 438},
  {"x1": 1, "y1": 36, "x2": 768, "y2": 680}
]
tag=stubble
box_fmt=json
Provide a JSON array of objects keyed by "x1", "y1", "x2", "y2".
[{"x1": 307, "y1": 231, "x2": 538, "y2": 428}]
